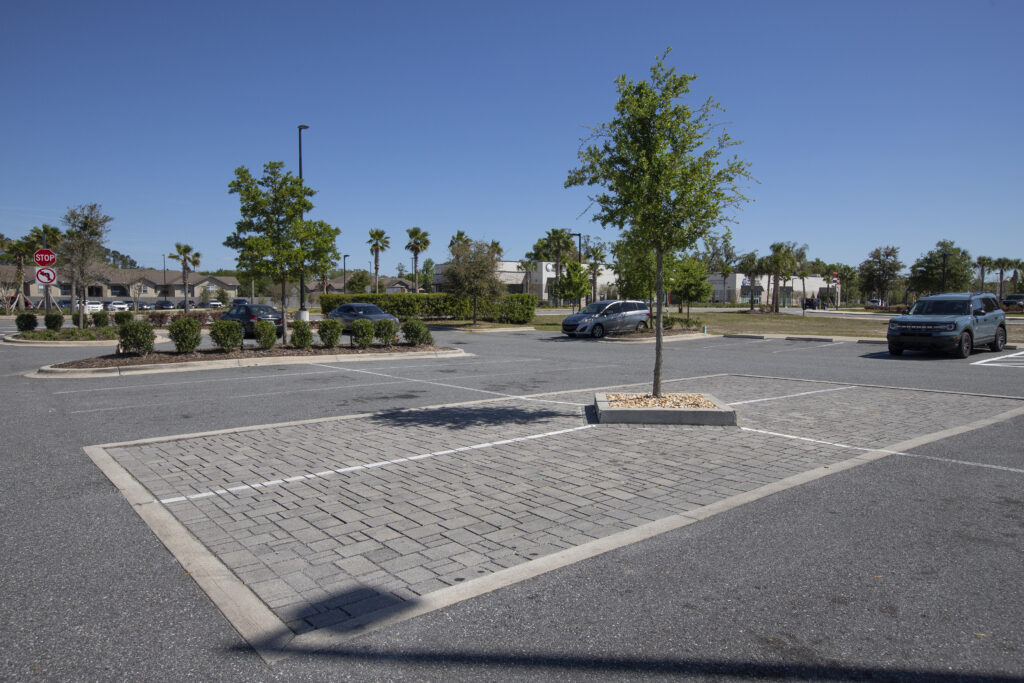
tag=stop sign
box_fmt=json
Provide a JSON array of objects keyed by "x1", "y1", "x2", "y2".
[{"x1": 34, "y1": 249, "x2": 56, "y2": 267}]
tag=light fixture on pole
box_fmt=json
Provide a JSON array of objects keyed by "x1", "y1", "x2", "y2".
[
  {"x1": 342, "y1": 254, "x2": 350, "y2": 294},
  {"x1": 297, "y1": 124, "x2": 310, "y2": 321}
]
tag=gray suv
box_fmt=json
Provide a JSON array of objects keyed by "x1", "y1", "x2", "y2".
[
  {"x1": 887, "y1": 292, "x2": 1006, "y2": 358},
  {"x1": 562, "y1": 300, "x2": 650, "y2": 338}
]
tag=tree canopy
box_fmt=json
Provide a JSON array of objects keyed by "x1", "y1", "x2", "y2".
[
  {"x1": 444, "y1": 238, "x2": 503, "y2": 324},
  {"x1": 907, "y1": 240, "x2": 973, "y2": 295},
  {"x1": 566, "y1": 49, "x2": 751, "y2": 395}
]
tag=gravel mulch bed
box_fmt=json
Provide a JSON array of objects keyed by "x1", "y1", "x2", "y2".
[
  {"x1": 53, "y1": 344, "x2": 450, "y2": 369},
  {"x1": 606, "y1": 392, "x2": 716, "y2": 409}
]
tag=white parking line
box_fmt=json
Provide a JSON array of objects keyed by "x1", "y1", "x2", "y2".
[
  {"x1": 771, "y1": 341, "x2": 846, "y2": 354},
  {"x1": 972, "y1": 350, "x2": 1024, "y2": 367},
  {"x1": 729, "y1": 385, "x2": 856, "y2": 406},
  {"x1": 741, "y1": 427, "x2": 1024, "y2": 474},
  {"x1": 158, "y1": 424, "x2": 595, "y2": 504}
]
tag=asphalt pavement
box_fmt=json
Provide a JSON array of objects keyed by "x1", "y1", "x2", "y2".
[{"x1": 1, "y1": 320, "x2": 1022, "y2": 680}]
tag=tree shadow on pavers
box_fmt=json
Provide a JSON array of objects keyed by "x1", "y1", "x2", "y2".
[
  {"x1": 278, "y1": 585, "x2": 417, "y2": 636},
  {"x1": 368, "y1": 405, "x2": 570, "y2": 430}
]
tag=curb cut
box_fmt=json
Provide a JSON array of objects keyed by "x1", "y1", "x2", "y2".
[{"x1": 30, "y1": 348, "x2": 470, "y2": 379}]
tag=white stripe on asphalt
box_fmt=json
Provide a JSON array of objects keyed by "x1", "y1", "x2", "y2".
[
  {"x1": 972, "y1": 350, "x2": 1024, "y2": 366},
  {"x1": 729, "y1": 385, "x2": 856, "y2": 405},
  {"x1": 159, "y1": 424, "x2": 595, "y2": 504}
]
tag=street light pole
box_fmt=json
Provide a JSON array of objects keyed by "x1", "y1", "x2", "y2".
[
  {"x1": 570, "y1": 232, "x2": 582, "y2": 308},
  {"x1": 342, "y1": 254, "x2": 349, "y2": 294},
  {"x1": 297, "y1": 124, "x2": 310, "y2": 320}
]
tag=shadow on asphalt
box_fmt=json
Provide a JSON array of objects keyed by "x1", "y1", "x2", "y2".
[
  {"x1": 233, "y1": 641, "x2": 1022, "y2": 681},
  {"x1": 367, "y1": 405, "x2": 569, "y2": 430},
  {"x1": 279, "y1": 586, "x2": 417, "y2": 635},
  {"x1": 860, "y1": 350, "x2": 994, "y2": 361}
]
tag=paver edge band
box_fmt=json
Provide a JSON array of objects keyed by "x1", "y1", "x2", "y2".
[
  {"x1": 83, "y1": 392, "x2": 1024, "y2": 664},
  {"x1": 29, "y1": 348, "x2": 470, "y2": 379},
  {"x1": 731, "y1": 373, "x2": 1024, "y2": 402}
]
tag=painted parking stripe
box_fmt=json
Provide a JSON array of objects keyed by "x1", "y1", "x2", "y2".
[
  {"x1": 741, "y1": 427, "x2": 1024, "y2": 474},
  {"x1": 972, "y1": 350, "x2": 1024, "y2": 366},
  {"x1": 158, "y1": 424, "x2": 595, "y2": 504},
  {"x1": 729, "y1": 385, "x2": 856, "y2": 406}
]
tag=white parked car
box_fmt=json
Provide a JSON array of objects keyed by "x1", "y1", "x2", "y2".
[
  {"x1": 74, "y1": 300, "x2": 103, "y2": 313},
  {"x1": 105, "y1": 300, "x2": 130, "y2": 312}
]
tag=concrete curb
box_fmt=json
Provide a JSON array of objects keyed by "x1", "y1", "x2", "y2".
[
  {"x1": 3, "y1": 334, "x2": 171, "y2": 347},
  {"x1": 601, "y1": 332, "x2": 707, "y2": 344},
  {"x1": 30, "y1": 348, "x2": 470, "y2": 379}
]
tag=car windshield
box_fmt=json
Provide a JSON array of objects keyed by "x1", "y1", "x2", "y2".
[
  {"x1": 352, "y1": 304, "x2": 384, "y2": 315},
  {"x1": 579, "y1": 302, "x2": 609, "y2": 315},
  {"x1": 909, "y1": 300, "x2": 969, "y2": 316}
]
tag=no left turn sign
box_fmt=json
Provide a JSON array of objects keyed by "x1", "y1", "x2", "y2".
[{"x1": 35, "y1": 267, "x2": 57, "y2": 284}]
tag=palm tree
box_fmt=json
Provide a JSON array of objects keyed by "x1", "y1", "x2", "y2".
[
  {"x1": 767, "y1": 242, "x2": 798, "y2": 312},
  {"x1": 448, "y1": 230, "x2": 470, "y2": 251},
  {"x1": 367, "y1": 229, "x2": 390, "y2": 293},
  {"x1": 994, "y1": 257, "x2": 1014, "y2": 300},
  {"x1": 737, "y1": 251, "x2": 761, "y2": 311},
  {"x1": 405, "y1": 227, "x2": 430, "y2": 292},
  {"x1": 168, "y1": 243, "x2": 201, "y2": 313},
  {"x1": 5, "y1": 237, "x2": 35, "y2": 310},
  {"x1": 544, "y1": 228, "x2": 574, "y2": 305},
  {"x1": 975, "y1": 256, "x2": 995, "y2": 293},
  {"x1": 583, "y1": 241, "x2": 607, "y2": 304}
]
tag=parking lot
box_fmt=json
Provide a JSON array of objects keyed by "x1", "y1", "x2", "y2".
[{"x1": 3, "y1": 324, "x2": 1023, "y2": 679}]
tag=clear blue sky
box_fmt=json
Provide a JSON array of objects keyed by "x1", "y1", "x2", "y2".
[{"x1": 2, "y1": 0, "x2": 1021, "y2": 277}]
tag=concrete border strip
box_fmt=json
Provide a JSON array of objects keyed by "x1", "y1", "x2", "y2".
[{"x1": 731, "y1": 373, "x2": 1024, "y2": 402}]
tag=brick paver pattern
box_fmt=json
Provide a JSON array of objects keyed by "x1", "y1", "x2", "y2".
[{"x1": 102, "y1": 375, "x2": 1018, "y2": 634}]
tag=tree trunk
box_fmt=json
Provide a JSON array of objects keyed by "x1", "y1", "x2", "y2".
[
  {"x1": 280, "y1": 280, "x2": 288, "y2": 344},
  {"x1": 653, "y1": 248, "x2": 664, "y2": 398}
]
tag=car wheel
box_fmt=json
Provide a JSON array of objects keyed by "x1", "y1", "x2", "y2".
[
  {"x1": 635, "y1": 320, "x2": 647, "y2": 331},
  {"x1": 591, "y1": 324, "x2": 605, "y2": 339},
  {"x1": 955, "y1": 332, "x2": 973, "y2": 358},
  {"x1": 888, "y1": 344, "x2": 903, "y2": 356},
  {"x1": 989, "y1": 326, "x2": 1006, "y2": 352}
]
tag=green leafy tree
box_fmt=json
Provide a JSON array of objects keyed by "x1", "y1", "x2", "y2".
[
  {"x1": 346, "y1": 269, "x2": 371, "y2": 293},
  {"x1": 420, "y1": 258, "x2": 436, "y2": 293},
  {"x1": 405, "y1": 226, "x2": 431, "y2": 292},
  {"x1": 566, "y1": 49, "x2": 751, "y2": 395},
  {"x1": 4, "y1": 237, "x2": 35, "y2": 310},
  {"x1": 583, "y1": 238, "x2": 607, "y2": 304},
  {"x1": 858, "y1": 246, "x2": 903, "y2": 304},
  {"x1": 700, "y1": 232, "x2": 737, "y2": 303},
  {"x1": 444, "y1": 239, "x2": 503, "y2": 324},
  {"x1": 907, "y1": 240, "x2": 973, "y2": 295},
  {"x1": 544, "y1": 228, "x2": 574, "y2": 304},
  {"x1": 226, "y1": 161, "x2": 339, "y2": 343},
  {"x1": 668, "y1": 254, "x2": 713, "y2": 318},
  {"x1": 553, "y1": 261, "x2": 591, "y2": 311},
  {"x1": 168, "y1": 242, "x2": 201, "y2": 313},
  {"x1": 60, "y1": 204, "x2": 113, "y2": 329},
  {"x1": 367, "y1": 228, "x2": 390, "y2": 293},
  {"x1": 611, "y1": 235, "x2": 656, "y2": 301}
]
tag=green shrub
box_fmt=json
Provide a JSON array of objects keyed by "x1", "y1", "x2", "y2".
[
  {"x1": 291, "y1": 320, "x2": 313, "y2": 349},
  {"x1": 352, "y1": 318, "x2": 374, "y2": 349},
  {"x1": 171, "y1": 311, "x2": 209, "y2": 326},
  {"x1": 401, "y1": 319, "x2": 433, "y2": 346},
  {"x1": 319, "y1": 293, "x2": 471, "y2": 321},
  {"x1": 373, "y1": 318, "x2": 398, "y2": 346},
  {"x1": 118, "y1": 320, "x2": 155, "y2": 356},
  {"x1": 168, "y1": 316, "x2": 202, "y2": 353},
  {"x1": 660, "y1": 315, "x2": 676, "y2": 330},
  {"x1": 113, "y1": 311, "x2": 134, "y2": 326},
  {"x1": 71, "y1": 312, "x2": 90, "y2": 327},
  {"x1": 44, "y1": 312, "x2": 64, "y2": 331},
  {"x1": 15, "y1": 312, "x2": 38, "y2": 332},
  {"x1": 318, "y1": 318, "x2": 342, "y2": 348},
  {"x1": 209, "y1": 320, "x2": 243, "y2": 352},
  {"x1": 253, "y1": 320, "x2": 277, "y2": 349},
  {"x1": 91, "y1": 310, "x2": 109, "y2": 327}
]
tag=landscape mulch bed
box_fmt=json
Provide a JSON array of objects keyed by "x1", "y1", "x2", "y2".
[{"x1": 54, "y1": 344, "x2": 450, "y2": 369}]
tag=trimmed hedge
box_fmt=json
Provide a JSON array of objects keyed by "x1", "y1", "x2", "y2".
[
  {"x1": 373, "y1": 318, "x2": 398, "y2": 347},
  {"x1": 113, "y1": 311, "x2": 134, "y2": 326},
  {"x1": 71, "y1": 312, "x2": 91, "y2": 327},
  {"x1": 15, "y1": 312, "x2": 38, "y2": 332},
  {"x1": 317, "y1": 318, "x2": 342, "y2": 348},
  {"x1": 91, "y1": 310, "x2": 109, "y2": 327},
  {"x1": 291, "y1": 320, "x2": 313, "y2": 349},
  {"x1": 147, "y1": 312, "x2": 171, "y2": 327},
  {"x1": 351, "y1": 318, "x2": 374, "y2": 349},
  {"x1": 318, "y1": 292, "x2": 535, "y2": 324},
  {"x1": 253, "y1": 320, "x2": 277, "y2": 349},
  {"x1": 118, "y1": 320, "x2": 156, "y2": 356},
  {"x1": 44, "y1": 312, "x2": 64, "y2": 331},
  {"x1": 401, "y1": 319, "x2": 433, "y2": 346},
  {"x1": 209, "y1": 320, "x2": 243, "y2": 352},
  {"x1": 168, "y1": 316, "x2": 202, "y2": 353}
]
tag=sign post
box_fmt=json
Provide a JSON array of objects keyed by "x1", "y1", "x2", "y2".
[{"x1": 34, "y1": 249, "x2": 57, "y2": 314}]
